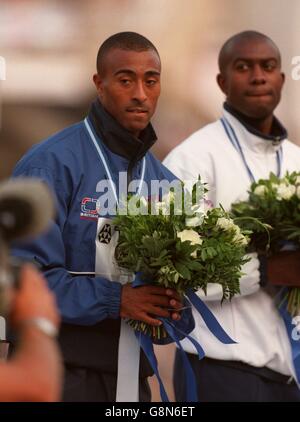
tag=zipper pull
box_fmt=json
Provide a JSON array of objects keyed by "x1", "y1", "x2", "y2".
[{"x1": 272, "y1": 136, "x2": 281, "y2": 146}]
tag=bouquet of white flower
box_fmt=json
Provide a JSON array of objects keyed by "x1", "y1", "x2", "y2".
[
  {"x1": 231, "y1": 171, "x2": 300, "y2": 315},
  {"x1": 114, "y1": 180, "x2": 249, "y2": 339}
]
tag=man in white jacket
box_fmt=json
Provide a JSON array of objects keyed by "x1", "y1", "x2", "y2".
[{"x1": 164, "y1": 30, "x2": 300, "y2": 402}]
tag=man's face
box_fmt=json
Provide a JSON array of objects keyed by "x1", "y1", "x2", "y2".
[
  {"x1": 217, "y1": 39, "x2": 285, "y2": 119},
  {"x1": 93, "y1": 48, "x2": 161, "y2": 137}
]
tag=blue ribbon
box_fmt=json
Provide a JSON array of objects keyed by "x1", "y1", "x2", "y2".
[
  {"x1": 131, "y1": 273, "x2": 237, "y2": 401},
  {"x1": 132, "y1": 272, "x2": 151, "y2": 288},
  {"x1": 162, "y1": 318, "x2": 205, "y2": 359},
  {"x1": 136, "y1": 317, "x2": 204, "y2": 402},
  {"x1": 278, "y1": 288, "x2": 300, "y2": 383},
  {"x1": 161, "y1": 318, "x2": 203, "y2": 402},
  {"x1": 186, "y1": 289, "x2": 236, "y2": 344},
  {"x1": 136, "y1": 331, "x2": 170, "y2": 402},
  {"x1": 275, "y1": 242, "x2": 300, "y2": 384}
]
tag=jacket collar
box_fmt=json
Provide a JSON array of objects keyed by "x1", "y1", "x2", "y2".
[
  {"x1": 224, "y1": 102, "x2": 287, "y2": 143},
  {"x1": 223, "y1": 103, "x2": 287, "y2": 154},
  {"x1": 88, "y1": 99, "x2": 157, "y2": 164}
]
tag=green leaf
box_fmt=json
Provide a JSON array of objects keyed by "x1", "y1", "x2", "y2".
[
  {"x1": 174, "y1": 262, "x2": 191, "y2": 280},
  {"x1": 187, "y1": 261, "x2": 204, "y2": 271}
]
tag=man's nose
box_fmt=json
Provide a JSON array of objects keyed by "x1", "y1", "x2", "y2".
[
  {"x1": 132, "y1": 81, "x2": 147, "y2": 102},
  {"x1": 250, "y1": 64, "x2": 266, "y2": 84}
]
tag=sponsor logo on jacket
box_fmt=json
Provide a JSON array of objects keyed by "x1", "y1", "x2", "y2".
[{"x1": 80, "y1": 197, "x2": 98, "y2": 220}]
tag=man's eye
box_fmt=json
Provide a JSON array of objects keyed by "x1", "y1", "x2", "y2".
[
  {"x1": 236, "y1": 63, "x2": 249, "y2": 71},
  {"x1": 146, "y1": 79, "x2": 157, "y2": 86},
  {"x1": 120, "y1": 79, "x2": 131, "y2": 85},
  {"x1": 264, "y1": 62, "x2": 277, "y2": 71}
]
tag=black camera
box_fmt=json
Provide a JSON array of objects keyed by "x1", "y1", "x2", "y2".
[{"x1": 0, "y1": 179, "x2": 55, "y2": 316}]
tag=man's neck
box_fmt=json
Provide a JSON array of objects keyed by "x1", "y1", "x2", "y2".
[
  {"x1": 225, "y1": 103, "x2": 273, "y2": 135},
  {"x1": 237, "y1": 113, "x2": 273, "y2": 135},
  {"x1": 88, "y1": 99, "x2": 157, "y2": 162}
]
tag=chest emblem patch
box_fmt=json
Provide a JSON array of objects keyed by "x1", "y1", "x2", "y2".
[{"x1": 98, "y1": 223, "x2": 112, "y2": 244}]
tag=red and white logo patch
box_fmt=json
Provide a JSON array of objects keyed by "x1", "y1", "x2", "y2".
[{"x1": 80, "y1": 197, "x2": 98, "y2": 221}]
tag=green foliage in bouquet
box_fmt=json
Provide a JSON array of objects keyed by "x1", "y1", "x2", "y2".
[
  {"x1": 114, "y1": 181, "x2": 249, "y2": 338},
  {"x1": 231, "y1": 172, "x2": 300, "y2": 253},
  {"x1": 231, "y1": 171, "x2": 300, "y2": 315}
]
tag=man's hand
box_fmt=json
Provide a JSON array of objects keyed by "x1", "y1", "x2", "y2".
[
  {"x1": 120, "y1": 284, "x2": 183, "y2": 326},
  {"x1": 267, "y1": 250, "x2": 300, "y2": 286}
]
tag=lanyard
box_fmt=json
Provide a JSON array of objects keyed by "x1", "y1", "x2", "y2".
[
  {"x1": 220, "y1": 117, "x2": 283, "y2": 183},
  {"x1": 84, "y1": 118, "x2": 146, "y2": 205}
]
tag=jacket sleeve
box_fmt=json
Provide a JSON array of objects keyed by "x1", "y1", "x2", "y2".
[
  {"x1": 12, "y1": 165, "x2": 122, "y2": 326},
  {"x1": 196, "y1": 253, "x2": 261, "y2": 302}
]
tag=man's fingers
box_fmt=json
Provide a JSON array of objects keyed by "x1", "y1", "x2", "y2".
[
  {"x1": 146, "y1": 295, "x2": 182, "y2": 309},
  {"x1": 165, "y1": 289, "x2": 181, "y2": 301},
  {"x1": 170, "y1": 312, "x2": 181, "y2": 321},
  {"x1": 141, "y1": 285, "x2": 181, "y2": 301},
  {"x1": 147, "y1": 306, "x2": 171, "y2": 318},
  {"x1": 141, "y1": 315, "x2": 162, "y2": 326},
  {"x1": 120, "y1": 284, "x2": 183, "y2": 322},
  {"x1": 168, "y1": 299, "x2": 183, "y2": 310}
]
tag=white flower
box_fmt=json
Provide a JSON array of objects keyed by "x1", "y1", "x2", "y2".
[
  {"x1": 139, "y1": 196, "x2": 148, "y2": 208},
  {"x1": 190, "y1": 199, "x2": 213, "y2": 216},
  {"x1": 216, "y1": 217, "x2": 248, "y2": 246},
  {"x1": 297, "y1": 186, "x2": 300, "y2": 199},
  {"x1": 154, "y1": 201, "x2": 169, "y2": 215},
  {"x1": 177, "y1": 229, "x2": 203, "y2": 257},
  {"x1": 276, "y1": 183, "x2": 296, "y2": 200},
  {"x1": 190, "y1": 204, "x2": 202, "y2": 213},
  {"x1": 162, "y1": 191, "x2": 175, "y2": 205},
  {"x1": 177, "y1": 229, "x2": 203, "y2": 245},
  {"x1": 232, "y1": 231, "x2": 248, "y2": 246},
  {"x1": 185, "y1": 213, "x2": 204, "y2": 227},
  {"x1": 254, "y1": 185, "x2": 268, "y2": 197},
  {"x1": 231, "y1": 225, "x2": 248, "y2": 245},
  {"x1": 216, "y1": 217, "x2": 235, "y2": 231}
]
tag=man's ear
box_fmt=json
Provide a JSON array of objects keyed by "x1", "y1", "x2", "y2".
[
  {"x1": 93, "y1": 73, "x2": 104, "y2": 97},
  {"x1": 216, "y1": 73, "x2": 227, "y2": 95},
  {"x1": 281, "y1": 72, "x2": 285, "y2": 87}
]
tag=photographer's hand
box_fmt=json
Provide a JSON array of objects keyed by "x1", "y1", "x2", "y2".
[
  {"x1": 0, "y1": 264, "x2": 63, "y2": 402},
  {"x1": 10, "y1": 264, "x2": 60, "y2": 328}
]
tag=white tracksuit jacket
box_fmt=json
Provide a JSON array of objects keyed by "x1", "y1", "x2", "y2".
[{"x1": 164, "y1": 108, "x2": 300, "y2": 377}]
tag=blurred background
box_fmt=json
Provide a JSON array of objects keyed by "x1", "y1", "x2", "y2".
[{"x1": 1, "y1": 0, "x2": 300, "y2": 401}]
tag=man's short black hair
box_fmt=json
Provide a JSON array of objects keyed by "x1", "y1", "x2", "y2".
[
  {"x1": 218, "y1": 30, "x2": 281, "y2": 74},
  {"x1": 96, "y1": 31, "x2": 160, "y2": 75}
]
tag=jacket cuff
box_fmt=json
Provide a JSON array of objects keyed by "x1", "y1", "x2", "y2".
[
  {"x1": 107, "y1": 281, "x2": 122, "y2": 319},
  {"x1": 258, "y1": 254, "x2": 269, "y2": 287}
]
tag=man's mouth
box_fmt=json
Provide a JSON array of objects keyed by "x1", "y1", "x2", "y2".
[
  {"x1": 246, "y1": 91, "x2": 273, "y2": 98},
  {"x1": 126, "y1": 108, "x2": 148, "y2": 114}
]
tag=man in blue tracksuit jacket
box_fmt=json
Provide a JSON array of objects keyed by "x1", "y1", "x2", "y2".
[{"x1": 12, "y1": 32, "x2": 190, "y2": 402}]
